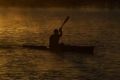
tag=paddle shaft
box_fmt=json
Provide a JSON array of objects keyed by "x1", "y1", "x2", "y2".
[{"x1": 60, "y1": 16, "x2": 70, "y2": 30}]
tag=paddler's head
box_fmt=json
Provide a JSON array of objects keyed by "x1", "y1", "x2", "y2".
[{"x1": 54, "y1": 29, "x2": 59, "y2": 35}]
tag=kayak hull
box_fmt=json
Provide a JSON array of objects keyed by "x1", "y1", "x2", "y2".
[{"x1": 22, "y1": 45, "x2": 94, "y2": 54}]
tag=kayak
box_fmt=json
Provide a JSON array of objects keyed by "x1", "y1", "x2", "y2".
[{"x1": 22, "y1": 44, "x2": 94, "y2": 54}]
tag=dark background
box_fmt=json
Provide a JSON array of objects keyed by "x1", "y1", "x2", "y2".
[{"x1": 0, "y1": 0, "x2": 120, "y2": 9}]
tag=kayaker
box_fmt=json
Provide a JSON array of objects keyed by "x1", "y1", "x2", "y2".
[
  {"x1": 49, "y1": 28, "x2": 62, "y2": 49},
  {"x1": 49, "y1": 16, "x2": 69, "y2": 50}
]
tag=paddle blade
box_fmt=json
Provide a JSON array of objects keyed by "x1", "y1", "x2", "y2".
[{"x1": 61, "y1": 16, "x2": 70, "y2": 28}]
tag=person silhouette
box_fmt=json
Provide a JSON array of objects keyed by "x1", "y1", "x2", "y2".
[{"x1": 49, "y1": 28, "x2": 62, "y2": 49}]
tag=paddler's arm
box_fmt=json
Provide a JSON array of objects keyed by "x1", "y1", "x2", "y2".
[{"x1": 59, "y1": 27, "x2": 62, "y2": 37}]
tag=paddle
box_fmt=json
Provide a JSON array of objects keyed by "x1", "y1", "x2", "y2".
[{"x1": 59, "y1": 16, "x2": 70, "y2": 30}]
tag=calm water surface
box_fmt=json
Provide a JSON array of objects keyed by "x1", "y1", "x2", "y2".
[{"x1": 0, "y1": 47, "x2": 119, "y2": 80}]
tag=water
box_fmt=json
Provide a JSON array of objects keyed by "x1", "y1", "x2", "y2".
[
  {"x1": 0, "y1": 48, "x2": 104, "y2": 80},
  {"x1": 0, "y1": 46, "x2": 119, "y2": 80},
  {"x1": 0, "y1": 8, "x2": 119, "y2": 80}
]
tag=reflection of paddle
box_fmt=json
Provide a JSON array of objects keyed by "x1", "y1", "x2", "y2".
[{"x1": 59, "y1": 16, "x2": 70, "y2": 30}]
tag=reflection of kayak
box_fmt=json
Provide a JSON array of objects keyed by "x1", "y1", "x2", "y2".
[{"x1": 22, "y1": 44, "x2": 94, "y2": 54}]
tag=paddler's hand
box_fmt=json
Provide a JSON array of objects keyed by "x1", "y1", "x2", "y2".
[
  {"x1": 59, "y1": 27, "x2": 62, "y2": 36},
  {"x1": 59, "y1": 27, "x2": 62, "y2": 32}
]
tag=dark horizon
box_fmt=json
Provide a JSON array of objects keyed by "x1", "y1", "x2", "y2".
[{"x1": 0, "y1": 0, "x2": 120, "y2": 9}]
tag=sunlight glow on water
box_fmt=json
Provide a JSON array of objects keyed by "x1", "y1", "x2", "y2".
[{"x1": 0, "y1": 8, "x2": 119, "y2": 46}]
